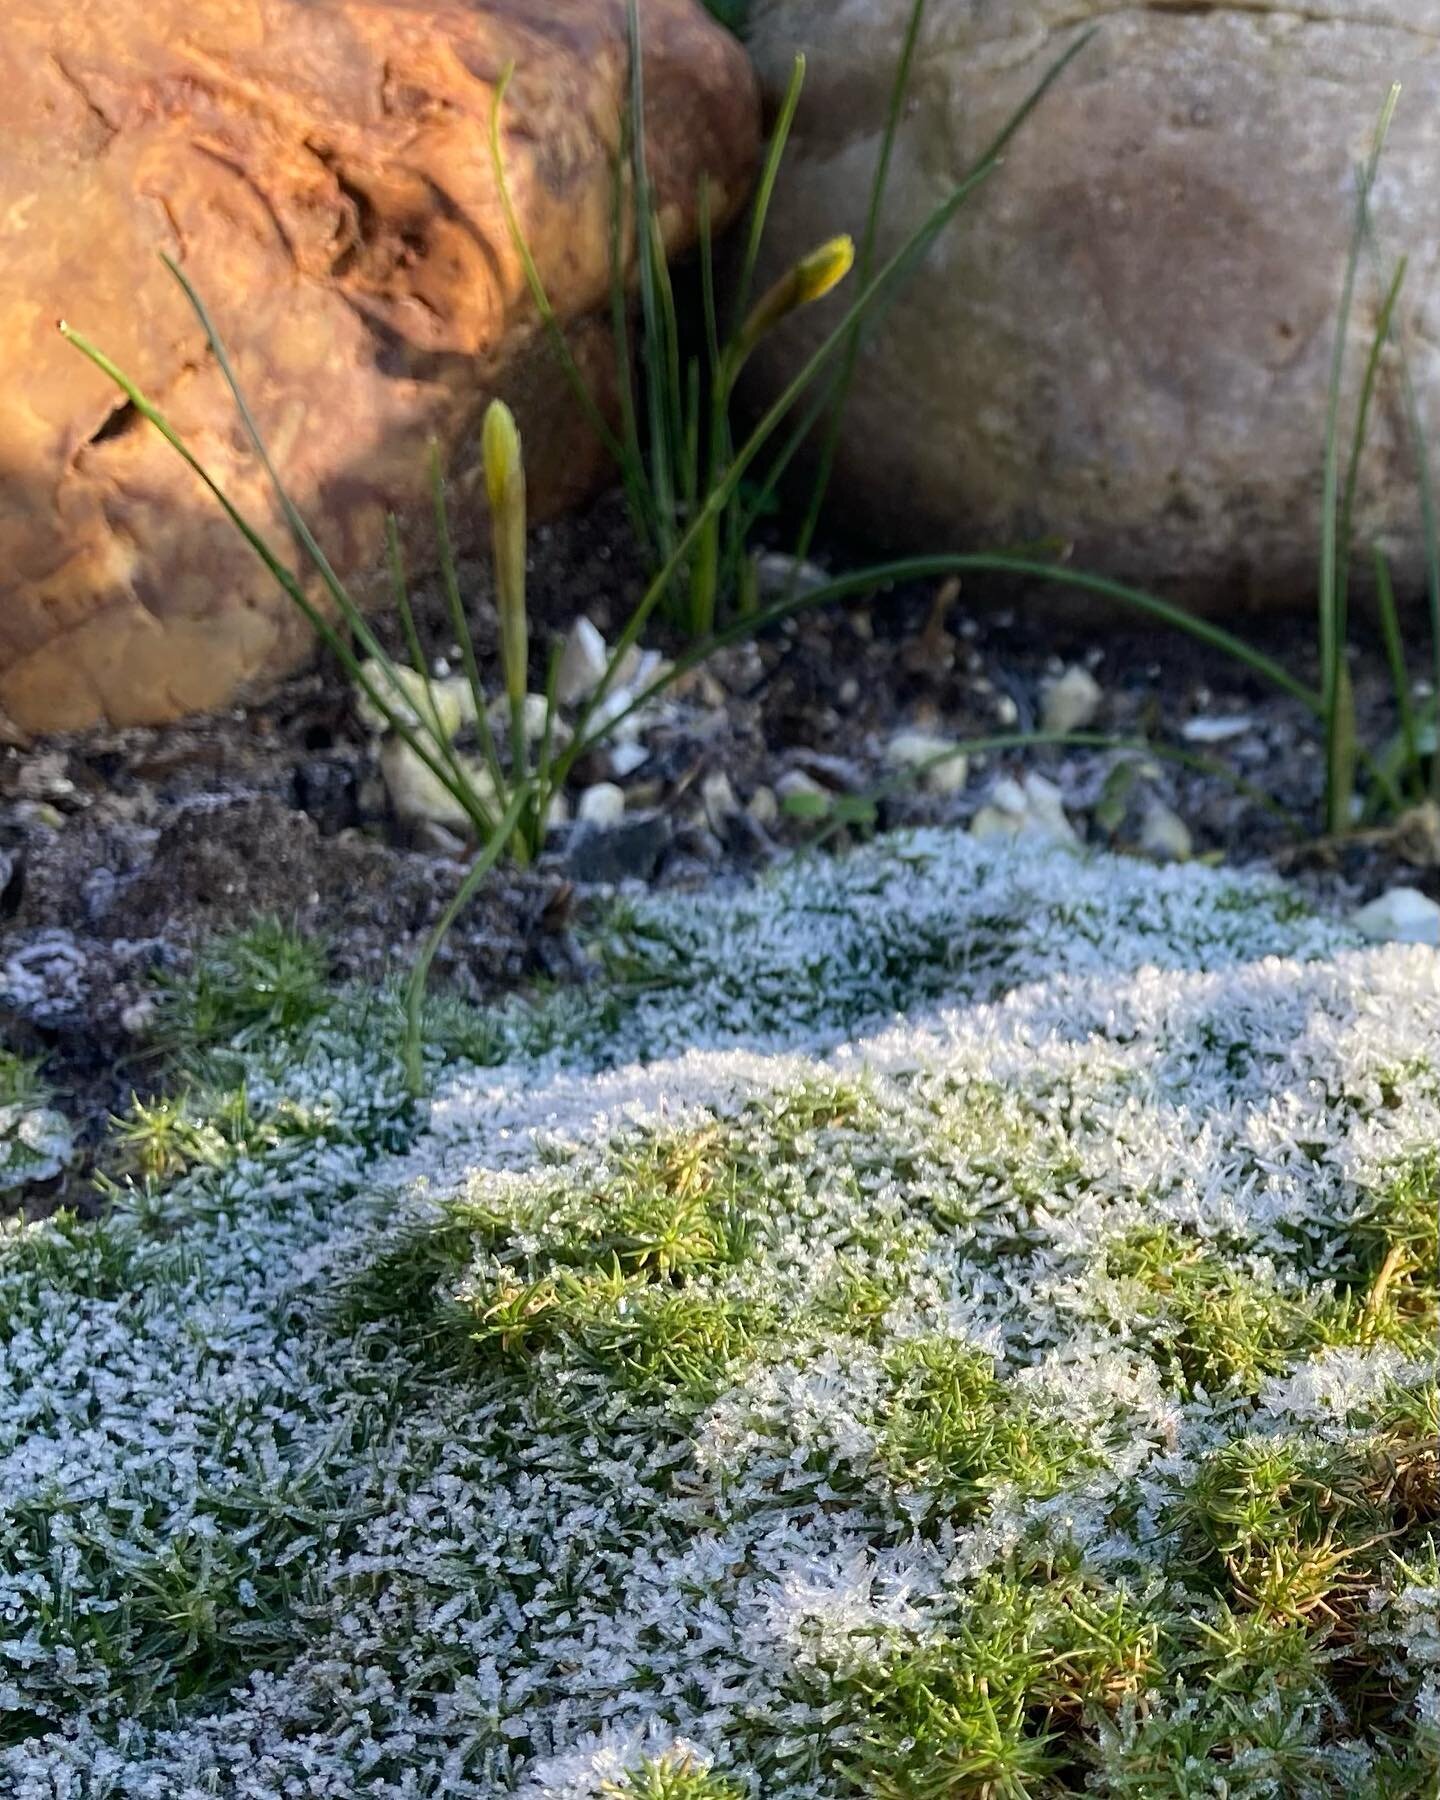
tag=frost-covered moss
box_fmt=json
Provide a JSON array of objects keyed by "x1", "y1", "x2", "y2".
[
  {"x1": 1, "y1": 831, "x2": 1436, "y2": 1796},
  {"x1": 0, "y1": 1052, "x2": 72, "y2": 1195}
]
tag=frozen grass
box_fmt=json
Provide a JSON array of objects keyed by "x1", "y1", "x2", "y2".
[{"x1": 2, "y1": 830, "x2": 1437, "y2": 1796}]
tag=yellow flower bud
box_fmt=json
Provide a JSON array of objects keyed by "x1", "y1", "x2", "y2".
[
  {"x1": 482, "y1": 400, "x2": 528, "y2": 716},
  {"x1": 736, "y1": 235, "x2": 855, "y2": 364}
]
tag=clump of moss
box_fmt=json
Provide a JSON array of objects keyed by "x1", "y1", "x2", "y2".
[
  {"x1": 1104, "y1": 1225, "x2": 1329, "y2": 1396},
  {"x1": 880, "y1": 1337, "x2": 1095, "y2": 1517},
  {"x1": 0, "y1": 1050, "x2": 72, "y2": 1194},
  {"x1": 603, "y1": 1754, "x2": 746, "y2": 1800},
  {"x1": 825, "y1": 1573, "x2": 1162, "y2": 1798},
  {"x1": 153, "y1": 919, "x2": 331, "y2": 1055},
  {"x1": 1177, "y1": 1433, "x2": 1406, "y2": 1624},
  {"x1": 341, "y1": 1123, "x2": 770, "y2": 1396}
]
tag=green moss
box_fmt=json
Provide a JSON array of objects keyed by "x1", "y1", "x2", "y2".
[
  {"x1": 564, "y1": 1281, "x2": 773, "y2": 1397},
  {"x1": 918, "y1": 1078, "x2": 1089, "y2": 1242},
  {"x1": 806, "y1": 1257, "x2": 903, "y2": 1342},
  {"x1": 153, "y1": 919, "x2": 331, "y2": 1055},
  {"x1": 1105, "y1": 1225, "x2": 1329, "y2": 1396},
  {"x1": 0, "y1": 1051, "x2": 73, "y2": 1195},
  {"x1": 0, "y1": 1051, "x2": 47, "y2": 1111},
  {"x1": 880, "y1": 1338, "x2": 1095, "y2": 1518},
  {"x1": 1095, "y1": 1680, "x2": 1337, "y2": 1798},
  {"x1": 602, "y1": 1755, "x2": 746, "y2": 1800},
  {"x1": 341, "y1": 1123, "x2": 770, "y2": 1394},
  {"x1": 1176, "y1": 1434, "x2": 1400, "y2": 1623},
  {"x1": 826, "y1": 1574, "x2": 1162, "y2": 1798},
  {"x1": 1331, "y1": 1154, "x2": 1440, "y2": 1349},
  {"x1": 0, "y1": 1211, "x2": 153, "y2": 1335}
]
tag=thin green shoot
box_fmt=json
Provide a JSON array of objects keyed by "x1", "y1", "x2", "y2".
[
  {"x1": 1319, "y1": 87, "x2": 1399, "y2": 833},
  {"x1": 552, "y1": 32, "x2": 1097, "y2": 748},
  {"x1": 1373, "y1": 548, "x2": 1423, "y2": 806},
  {"x1": 428, "y1": 446, "x2": 506, "y2": 808},
  {"x1": 492, "y1": 12, "x2": 1092, "y2": 640},
  {"x1": 1360, "y1": 204, "x2": 1440, "y2": 805},
  {"x1": 792, "y1": 0, "x2": 927, "y2": 572},
  {"x1": 403, "y1": 788, "x2": 528, "y2": 1095}
]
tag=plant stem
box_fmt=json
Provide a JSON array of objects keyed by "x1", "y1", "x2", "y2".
[
  {"x1": 404, "y1": 787, "x2": 530, "y2": 1095},
  {"x1": 731, "y1": 54, "x2": 807, "y2": 329},
  {"x1": 1319, "y1": 88, "x2": 1399, "y2": 834},
  {"x1": 60, "y1": 320, "x2": 496, "y2": 839},
  {"x1": 793, "y1": 0, "x2": 927, "y2": 571},
  {"x1": 429, "y1": 448, "x2": 506, "y2": 803},
  {"x1": 1374, "y1": 547, "x2": 1422, "y2": 802}
]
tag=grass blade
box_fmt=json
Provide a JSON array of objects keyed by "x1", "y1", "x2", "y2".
[
  {"x1": 1361, "y1": 210, "x2": 1440, "y2": 804},
  {"x1": 385, "y1": 516, "x2": 481, "y2": 809},
  {"x1": 429, "y1": 446, "x2": 505, "y2": 802},
  {"x1": 699, "y1": 177, "x2": 722, "y2": 387},
  {"x1": 533, "y1": 638, "x2": 564, "y2": 850},
  {"x1": 732, "y1": 53, "x2": 806, "y2": 329},
  {"x1": 1337, "y1": 256, "x2": 1407, "y2": 613},
  {"x1": 793, "y1": 0, "x2": 927, "y2": 568},
  {"x1": 60, "y1": 318, "x2": 495, "y2": 838},
  {"x1": 404, "y1": 786, "x2": 530, "y2": 1094},
  {"x1": 565, "y1": 32, "x2": 1098, "y2": 748},
  {"x1": 1328, "y1": 253, "x2": 1406, "y2": 824},
  {"x1": 1374, "y1": 545, "x2": 1422, "y2": 802},
  {"x1": 1319, "y1": 86, "x2": 1399, "y2": 833},
  {"x1": 649, "y1": 210, "x2": 687, "y2": 504},
  {"x1": 626, "y1": 0, "x2": 676, "y2": 565}
]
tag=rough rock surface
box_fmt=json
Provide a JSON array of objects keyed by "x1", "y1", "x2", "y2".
[
  {"x1": 0, "y1": 0, "x2": 757, "y2": 732},
  {"x1": 745, "y1": 0, "x2": 1440, "y2": 609}
]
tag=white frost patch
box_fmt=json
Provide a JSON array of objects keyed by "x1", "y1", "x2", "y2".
[{"x1": 0, "y1": 829, "x2": 1435, "y2": 1795}]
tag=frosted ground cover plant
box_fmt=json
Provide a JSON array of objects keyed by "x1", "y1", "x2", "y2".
[{"x1": 0, "y1": 830, "x2": 1436, "y2": 1797}]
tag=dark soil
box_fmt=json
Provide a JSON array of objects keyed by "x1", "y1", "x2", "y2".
[{"x1": 2, "y1": 485, "x2": 1436, "y2": 1215}]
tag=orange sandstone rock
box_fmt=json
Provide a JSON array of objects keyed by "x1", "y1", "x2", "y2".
[{"x1": 0, "y1": 0, "x2": 758, "y2": 731}]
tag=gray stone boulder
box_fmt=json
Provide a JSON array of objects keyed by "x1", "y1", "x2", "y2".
[{"x1": 745, "y1": 0, "x2": 1440, "y2": 608}]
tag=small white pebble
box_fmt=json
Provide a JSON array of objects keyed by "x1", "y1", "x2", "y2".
[
  {"x1": 609, "y1": 742, "x2": 650, "y2": 779},
  {"x1": 884, "y1": 728, "x2": 969, "y2": 796},
  {"x1": 555, "y1": 618, "x2": 610, "y2": 706},
  {"x1": 1352, "y1": 887, "x2": 1440, "y2": 946},
  {"x1": 1138, "y1": 797, "x2": 1192, "y2": 863},
  {"x1": 776, "y1": 770, "x2": 828, "y2": 804},
  {"x1": 971, "y1": 772, "x2": 1075, "y2": 844},
  {"x1": 701, "y1": 772, "x2": 741, "y2": 831},
  {"x1": 1181, "y1": 714, "x2": 1253, "y2": 745},
  {"x1": 577, "y1": 783, "x2": 626, "y2": 827},
  {"x1": 1041, "y1": 666, "x2": 1102, "y2": 735}
]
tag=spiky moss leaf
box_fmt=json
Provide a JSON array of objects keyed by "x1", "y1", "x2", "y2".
[
  {"x1": 880, "y1": 1337, "x2": 1098, "y2": 1519},
  {"x1": 603, "y1": 1753, "x2": 747, "y2": 1800},
  {"x1": 817, "y1": 1571, "x2": 1164, "y2": 1798},
  {"x1": 1173, "y1": 1432, "x2": 1429, "y2": 1625},
  {"x1": 1101, "y1": 1225, "x2": 1333, "y2": 1397},
  {"x1": 149, "y1": 917, "x2": 332, "y2": 1056}
]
